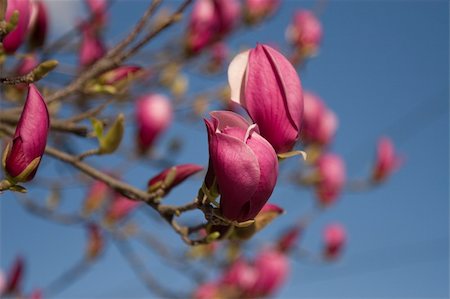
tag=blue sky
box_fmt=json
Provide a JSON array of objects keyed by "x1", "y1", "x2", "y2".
[{"x1": 1, "y1": 0, "x2": 449, "y2": 298}]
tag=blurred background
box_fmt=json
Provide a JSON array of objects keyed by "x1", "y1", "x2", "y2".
[{"x1": 1, "y1": 0, "x2": 449, "y2": 298}]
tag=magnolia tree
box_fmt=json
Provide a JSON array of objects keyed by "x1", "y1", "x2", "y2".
[{"x1": 0, "y1": 0, "x2": 402, "y2": 298}]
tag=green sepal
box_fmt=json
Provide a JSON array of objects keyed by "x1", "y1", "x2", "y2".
[
  {"x1": 278, "y1": 150, "x2": 307, "y2": 161},
  {"x1": 90, "y1": 118, "x2": 104, "y2": 139},
  {"x1": 10, "y1": 156, "x2": 41, "y2": 183},
  {"x1": 98, "y1": 113, "x2": 124, "y2": 154}
]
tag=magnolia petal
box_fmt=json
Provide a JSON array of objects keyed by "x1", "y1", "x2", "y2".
[{"x1": 227, "y1": 49, "x2": 250, "y2": 104}]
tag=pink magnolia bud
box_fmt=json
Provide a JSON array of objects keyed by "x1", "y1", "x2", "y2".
[
  {"x1": 244, "y1": 0, "x2": 279, "y2": 24},
  {"x1": 249, "y1": 248, "x2": 289, "y2": 297},
  {"x1": 205, "y1": 111, "x2": 278, "y2": 222},
  {"x1": 315, "y1": 108, "x2": 338, "y2": 146},
  {"x1": 4, "y1": 256, "x2": 24, "y2": 295},
  {"x1": 186, "y1": 0, "x2": 240, "y2": 54},
  {"x1": 99, "y1": 65, "x2": 142, "y2": 85},
  {"x1": 0, "y1": 271, "x2": 5, "y2": 295},
  {"x1": 15, "y1": 54, "x2": 39, "y2": 76},
  {"x1": 28, "y1": 0, "x2": 48, "y2": 49},
  {"x1": 372, "y1": 137, "x2": 402, "y2": 182},
  {"x1": 85, "y1": 0, "x2": 108, "y2": 27},
  {"x1": 193, "y1": 282, "x2": 221, "y2": 299},
  {"x1": 86, "y1": 223, "x2": 103, "y2": 259},
  {"x1": 287, "y1": 10, "x2": 323, "y2": 57},
  {"x1": 221, "y1": 258, "x2": 258, "y2": 293},
  {"x1": 82, "y1": 180, "x2": 109, "y2": 215},
  {"x1": 135, "y1": 94, "x2": 173, "y2": 153},
  {"x1": 315, "y1": 153, "x2": 346, "y2": 206},
  {"x1": 105, "y1": 194, "x2": 140, "y2": 224},
  {"x1": 147, "y1": 164, "x2": 203, "y2": 194},
  {"x1": 323, "y1": 223, "x2": 346, "y2": 259},
  {"x1": 228, "y1": 44, "x2": 303, "y2": 153},
  {"x1": 277, "y1": 224, "x2": 302, "y2": 253},
  {"x1": 4, "y1": 84, "x2": 49, "y2": 182},
  {"x1": 79, "y1": 23, "x2": 106, "y2": 67},
  {"x1": 3, "y1": 0, "x2": 32, "y2": 53}
]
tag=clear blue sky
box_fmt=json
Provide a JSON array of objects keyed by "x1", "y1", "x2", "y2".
[{"x1": 1, "y1": 0, "x2": 448, "y2": 298}]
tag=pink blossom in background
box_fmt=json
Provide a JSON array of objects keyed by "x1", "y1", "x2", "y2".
[
  {"x1": 3, "y1": 0, "x2": 32, "y2": 53},
  {"x1": 28, "y1": 0, "x2": 48, "y2": 49},
  {"x1": 287, "y1": 9, "x2": 323, "y2": 56},
  {"x1": 147, "y1": 164, "x2": 203, "y2": 194},
  {"x1": 204, "y1": 111, "x2": 278, "y2": 222},
  {"x1": 277, "y1": 224, "x2": 303, "y2": 253},
  {"x1": 15, "y1": 54, "x2": 39, "y2": 76},
  {"x1": 82, "y1": 180, "x2": 109, "y2": 215},
  {"x1": 323, "y1": 223, "x2": 346, "y2": 259},
  {"x1": 315, "y1": 153, "x2": 346, "y2": 206},
  {"x1": 186, "y1": 0, "x2": 240, "y2": 53},
  {"x1": 105, "y1": 194, "x2": 140, "y2": 224},
  {"x1": 220, "y1": 258, "x2": 258, "y2": 293},
  {"x1": 79, "y1": 22, "x2": 106, "y2": 67},
  {"x1": 228, "y1": 43, "x2": 303, "y2": 153},
  {"x1": 244, "y1": 0, "x2": 280, "y2": 24},
  {"x1": 99, "y1": 65, "x2": 142, "y2": 85},
  {"x1": 193, "y1": 282, "x2": 221, "y2": 299},
  {"x1": 373, "y1": 137, "x2": 402, "y2": 182},
  {"x1": 3, "y1": 256, "x2": 24, "y2": 295},
  {"x1": 135, "y1": 94, "x2": 173, "y2": 153},
  {"x1": 4, "y1": 85, "x2": 49, "y2": 182}
]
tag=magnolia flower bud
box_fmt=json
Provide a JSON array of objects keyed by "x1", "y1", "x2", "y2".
[
  {"x1": 98, "y1": 65, "x2": 142, "y2": 86},
  {"x1": 85, "y1": 223, "x2": 103, "y2": 259},
  {"x1": 228, "y1": 44, "x2": 303, "y2": 153},
  {"x1": 286, "y1": 10, "x2": 323, "y2": 57},
  {"x1": 82, "y1": 180, "x2": 109, "y2": 216},
  {"x1": 3, "y1": 0, "x2": 32, "y2": 53},
  {"x1": 221, "y1": 258, "x2": 258, "y2": 293},
  {"x1": 372, "y1": 137, "x2": 402, "y2": 182},
  {"x1": 249, "y1": 248, "x2": 289, "y2": 297},
  {"x1": 135, "y1": 94, "x2": 173, "y2": 153},
  {"x1": 28, "y1": 0, "x2": 48, "y2": 49},
  {"x1": 15, "y1": 54, "x2": 39, "y2": 76},
  {"x1": 3, "y1": 256, "x2": 24, "y2": 295},
  {"x1": 104, "y1": 194, "x2": 140, "y2": 224},
  {"x1": 193, "y1": 282, "x2": 221, "y2": 299},
  {"x1": 205, "y1": 111, "x2": 278, "y2": 223},
  {"x1": 315, "y1": 153, "x2": 346, "y2": 206},
  {"x1": 244, "y1": 0, "x2": 279, "y2": 25},
  {"x1": 277, "y1": 224, "x2": 302, "y2": 253},
  {"x1": 85, "y1": 0, "x2": 108, "y2": 27},
  {"x1": 147, "y1": 164, "x2": 203, "y2": 194},
  {"x1": 79, "y1": 22, "x2": 106, "y2": 67},
  {"x1": 323, "y1": 223, "x2": 346, "y2": 259},
  {"x1": 3, "y1": 84, "x2": 49, "y2": 183},
  {"x1": 186, "y1": 0, "x2": 240, "y2": 54}
]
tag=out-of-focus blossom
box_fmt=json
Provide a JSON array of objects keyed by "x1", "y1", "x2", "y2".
[
  {"x1": 4, "y1": 256, "x2": 24, "y2": 295},
  {"x1": 4, "y1": 84, "x2": 49, "y2": 183},
  {"x1": 204, "y1": 111, "x2": 278, "y2": 223},
  {"x1": 135, "y1": 94, "x2": 173, "y2": 153},
  {"x1": 221, "y1": 258, "x2": 258, "y2": 294},
  {"x1": 79, "y1": 23, "x2": 106, "y2": 67},
  {"x1": 104, "y1": 194, "x2": 140, "y2": 224},
  {"x1": 315, "y1": 153, "x2": 346, "y2": 206},
  {"x1": 82, "y1": 180, "x2": 109, "y2": 215},
  {"x1": 86, "y1": 223, "x2": 103, "y2": 259},
  {"x1": 85, "y1": 0, "x2": 108, "y2": 27},
  {"x1": 0, "y1": 271, "x2": 5, "y2": 295},
  {"x1": 186, "y1": 0, "x2": 240, "y2": 54},
  {"x1": 29, "y1": 289, "x2": 42, "y2": 299},
  {"x1": 28, "y1": 0, "x2": 48, "y2": 49},
  {"x1": 193, "y1": 282, "x2": 221, "y2": 299},
  {"x1": 244, "y1": 0, "x2": 279, "y2": 24},
  {"x1": 323, "y1": 223, "x2": 346, "y2": 259},
  {"x1": 277, "y1": 224, "x2": 303, "y2": 253},
  {"x1": 15, "y1": 54, "x2": 39, "y2": 76},
  {"x1": 228, "y1": 44, "x2": 303, "y2": 153},
  {"x1": 372, "y1": 137, "x2": 402, "y2": 182},
  {"x1": 302, "y1": 91, "x2": 338, "y2": 147},
  {"x1": 98, "y1": 65, "x2": 143, "y2": 86},
  {"x1": 3, "y1": 0, "x2": 32, "y2": 53},
  {"x1": 147, "y1": 164, "x2": 203, "y2": 194},
  {"x1": 207, "y1": 42, "x2": 229, "y2": 72},
  {"x1": 286, "y1": 9, "x2": 323, "y2": 57},
  {"x1": 249, "y1": 248, "x2": 289, "y2": 297}
]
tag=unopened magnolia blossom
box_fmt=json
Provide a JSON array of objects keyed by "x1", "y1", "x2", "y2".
[
  {"x1": 287, "y1": 9, "x2": 323, "y2": 57},
  {"x1": 323, "y1": 223, "x2": 346, "y2": 259},
  {"x1": 4, "y1": 85, "x2": 49, "y2": 182},
  {"x1": 135, "y1": 94, "x2": 173, "y2": 153},
  {"x1": 105, "y1": 194, "x2": 140, "y2": 224},
  {"x1": 147, "y1": 164, "x2": 203, "y2": 194},
  {"x1": 228, "y1": 44, "x2": 303, "y2": 153},
  {"x1": 79, "y1": 22, "x2": 106, "y2": 67},
  {"x1": 244, "y1": 0, "x2": 280, "y2": 24},
  {"x1": 3, "y1": 0, "x2": 32, "y2": 53},
  {"x1": 205, "y1": 111, "x2": 278, "y2": 222},
  {"x1": 28, "y1": 0, "x2": 48, "y2": 49},
  {"x1": 186, "y1": 0, "x2": 240, "y2": 53},
  {"x1": 315, "y1": 153, "x2": 346, "y2": 206},
  {"x1": 373, "y1": 137, "x2": 402, "y2": 182}
]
